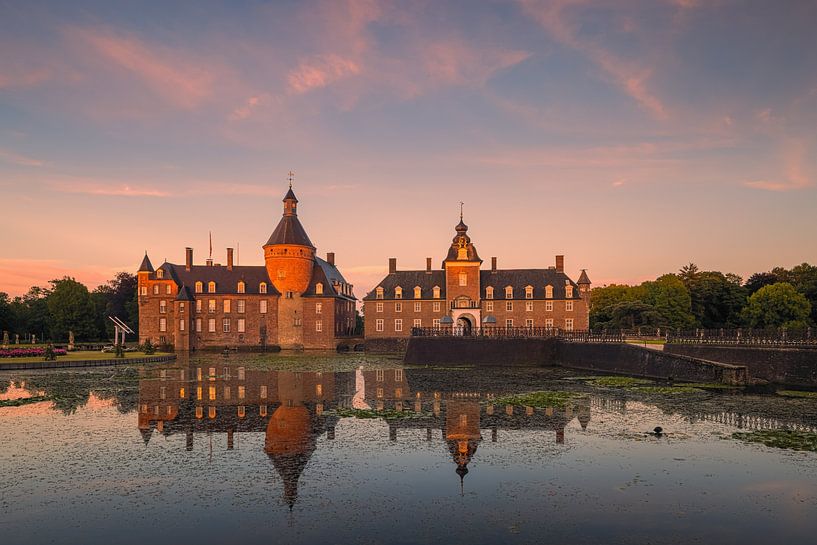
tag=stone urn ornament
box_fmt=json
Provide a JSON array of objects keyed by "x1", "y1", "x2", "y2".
[{"x1": 68, "y1": 330, "x2": 75, "y2": 351}]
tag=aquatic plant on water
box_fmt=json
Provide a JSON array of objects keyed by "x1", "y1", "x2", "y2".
[
  {"x1": 732, "y1": 429, "x2": 817, "y2": 452},
  {"x1": 333, "y1": 408, "x2": 430, "y2": 420},
  {"x1": 776, "y1": 390, "x2": 817, "y2": 399},
  {"x1": 0, "y1": 395, "x2": 52, "y2": 407},
  {"x1": 493, "y1": 391, "x2": 579, "y2": 409}
]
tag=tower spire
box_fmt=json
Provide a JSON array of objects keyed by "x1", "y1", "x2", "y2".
[
  {"x1": 459, "y1": 201, "x2": 464, "y2": 221},
  {"x1": 288, "y1": 170, "x2": 294, "y2": 189}
]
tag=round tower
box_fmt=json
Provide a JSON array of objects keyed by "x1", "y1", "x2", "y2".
[{"x1": 263, "y1": 185, "x2": 316, "y2": 294}]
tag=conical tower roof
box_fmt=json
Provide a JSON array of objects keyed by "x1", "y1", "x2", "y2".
[
  {"x1": 264, "y1": 187, "x2": 314, "y2": 248},
  {"x1": 138, "y1": 253, "x2": 154, "y2": 272}
]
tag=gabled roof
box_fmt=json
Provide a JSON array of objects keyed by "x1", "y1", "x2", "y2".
[
  {"x1": 157, "y1": 263, "x2": 280, "y2": 295},
  {"x1": 138, "y1": 253, "x2": 154, "y2": 273},
  {"x1": 265, "y1": 215, "x2": 314, "y2": 247},
  {"x1": 303, "y1": 257, "x2": 356, "y2": 300},
  {"x1": 175, "y1": 285, "x2": 195, "y2": 302},
  {"x1": 363, "y1": 270, "x2": 446, "y2": 300}
]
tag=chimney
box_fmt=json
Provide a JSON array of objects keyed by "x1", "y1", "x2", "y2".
[
  {"x1": 389, "y1": 258, "x2": 397, "y2": 274},
  {"x1": 327, "y1": 252, "x2": 335, "y2": 266},
  {"x1": 555, "y1": 255, "x2": 564, "y2": 272},
  {"x1": 227, "y1": 248, "x2": 234, "y2": 271},
  {"x1": 491, "y1": 256, "x2": 497, "y2": 272},
  {"x1": 185, "y1": 247, "x2": 193, "y2": 271},
  {"x1": 426, "y1": 257, "x2": 432, "y2": 273}
]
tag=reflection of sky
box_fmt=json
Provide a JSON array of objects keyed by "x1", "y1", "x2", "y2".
[
  {"x1": 2, "y1": 1, "x2": 817, "y2": 297},
  {"x1": 3, "y1": 381, "x2": 817, "y2": 543}
]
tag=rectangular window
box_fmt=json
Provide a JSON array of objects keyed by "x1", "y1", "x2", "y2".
[
  {"x1": 159, "y1": 318, "x2": 167, "y2": 332},
  {"x1": 546, "y1": 318, "x2": 553, "y2": 328},
  {"x1": 394, "y1": 319, "x2": 403, "y2": 332},
  {"x1": 486, "y1": 301, "x2": 494, "y2": 312},
  {"x1": 159, "y1": 300, "x2": 167, "y2": 313},
  {"x1": 459, "y1": 272, "x2": 467, "y2": 286},
  {"x1": 316, "y1": 303, "x2": 322, "y2": 314},
  {"x1": 376, "y1": 369, "x2": 384, "y2": 382},
  {"x1": 237, "y1": 300, "x2": 245, "y2": 313},
  {"x1": 238, "y1": 367, "x2": 245, "y2": 380},
  {"x1": 209, "y1": 386, "x2": 216, "y2": 401},
  {"x1": 413, "y1": 319, "x2": 422, "y2": 328},
  {"x1": 506, "y1": 319, "x2": 513, "y2": 328},
  {"x1": 237, "y1": 319, "x2": 245, "y2": 333},
  {"x1": 376, "y1": 319, "x2": 384, "y2": 332},
  {"x1": 260, "y1": 300, "x2": 267, "y2": 314},
  {"x1": 140, "y1": 286, "x2": 147, "y2": 296},
  {"x1": 152, "y1": 285, "x2": 158, "y2": 295},
  {"x1": 376, "y1": 302, "x2": 383, "y2": 313},
  {"x1": 180, "y1": 319, "x2": 185, "y2": 331},
  {"x1": 395, "y1": 302, "x2": 402, "y2": 313},
  {"x1": 395, "y1": 369, "x2": 403, "y2": 382},
  {"x1": 565, "y1": 318, "x2": 574, "y2": 331},
  {"x1": 433, "y1": 318, "x2": 441, "y2": 328},
  {"x1": 238, "y1": 386, "x2": 245, "y2": 400},
  {"x1": 260, "y1": 385, "x2": 268, "y2": 399},
  {"x1": 526, "y1": 301, "x2": 533, "y2": 312},
  {"x1": 223, "y1": 299, "x2": 231, "y2": 313},
  {"x1": 223, "y1": 318, "x2": 230, "y2": 332},
  {"x1": 525, "y1": 318, "x2": 534, "y2": 328},
  {"x1": 208, "y1": 318, "x2": 216, "y2": 332},
  {"x1": 179, "y1": 302, "x2": 185, "y2": 313},
  {"x1": 208, "y1": 299, "x2": 216, "y2": 313},
  {"x1": 166, "y1": 284, "x2": 172, "y2": 295},
  {"x1": 196, "y1": 318, "x2": 202, "y2": 332},
  {"x1": 566, "y1": 301, "x2": 574, "y2": 312},
  {"x1": 196, "y1": 300, "x2": 202, "y2": 313},
  {"x1": 433, "y1": 301, "x2": 441, "y2": 312},
  {"x1": 506, "y1": 301, "x2": 513, "y2": 312},
  {"x1": 546, "y1": 301, "x2": 553, "y2": 312},
  {"x1": 414, "y1": 302, "x2": 421, "y2": 312},
  {"x1": 316, "y1": 320, "x2": 323, "y2": 332}
]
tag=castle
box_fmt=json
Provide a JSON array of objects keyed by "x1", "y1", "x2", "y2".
[
  {"x1": 363, "y1": 214, "x2": 590, "y2": 338},
  {"x1": 137, "y1": 186, "x2": 357, "y2": 351}
]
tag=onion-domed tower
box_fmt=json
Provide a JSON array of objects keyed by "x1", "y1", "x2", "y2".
[{"x1": 263, "y1": 185, "x2": 316, "y2": 295}]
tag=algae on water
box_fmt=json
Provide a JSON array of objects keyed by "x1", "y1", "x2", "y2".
[{"x1": 732, "y1": 429, "x2": 817, "y2": 452}]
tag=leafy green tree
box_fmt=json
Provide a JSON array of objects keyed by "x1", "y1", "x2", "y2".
[
  {"x1": 93, "y1": 272, "x2": 139, "y2": 340},
  {"x1": 744, "y1": 272, "x2": 780, "y2": 295},
  {"x1": 12, "y1": 286, "x2": 51, "y2": 341},
  {"x1": 686, "y1": 271, "x2": 747, "y2": 328},
  {"x1": 784, "y1": 263, "x2": 817, "y2": 324},
  {"x1": 642, "y1": 274, "x2": 696, "y2": 329},
  {"x1": 589, "y1": 284, "x2": 638, "y2": 328},
  {"x1": 46, "y1": 277, "x2": 97, "y2": 341},
  {"x1": 604, "y1": 301, "x2": 663, "y2": 329},
  {"x1": 742, "y1": 282, "x2": 811, "y2": 329},
  {"x1": 0, "y1": 292, "x2": 16, "y2": 336}
]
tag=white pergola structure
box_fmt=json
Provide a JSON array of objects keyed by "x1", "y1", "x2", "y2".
[{"x1": 108, "y1": 316, "x2": 134, "y2": 347}]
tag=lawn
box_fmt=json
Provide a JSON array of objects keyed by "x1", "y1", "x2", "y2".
[{"x1": 0, "y1": 351, "x2": 171, "y2": 364}]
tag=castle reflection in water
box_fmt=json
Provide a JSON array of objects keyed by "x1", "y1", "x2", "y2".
[{"x1": 137, "y1": 363, "x2": 591, "y2": 507}]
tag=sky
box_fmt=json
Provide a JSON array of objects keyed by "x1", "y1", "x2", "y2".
[{"x1": 1, "y1": 0, "x2": 816, "y2": 298}]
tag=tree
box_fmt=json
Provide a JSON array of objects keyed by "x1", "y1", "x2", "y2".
[
  {"x1": 641, "y1": 274, "x2": 696, "y2": 329},
  {"x1": 745, "y1": 272, "x2": 781, "y2": 296},
  {"x1": 678, "y1": 263, "x2": 700, "y2": 286},
  {"x1": 687, "y1": 271, "x2": 747, "y2": 328},
  {"x1": 0, "y1": 292, "x2": 16, "y2": 336},
  {"x1": 785, "y1": 263, "x2": 817, "y2": 324},
  {"x1": 12, "y1": 286, "x2": 51, "y2": 341},
  {"x1": 93, "y1": 272, "x2": 139, "y2": 340},
  {"x1": 47, "y1": 277, "x2": 97, "y2": 341},
  {"x1": 589, "y1": 284, "x2": 638, "y2": 328},
  {"x1": 741, "y1": 282, "x2": 811, "y2": 330}
]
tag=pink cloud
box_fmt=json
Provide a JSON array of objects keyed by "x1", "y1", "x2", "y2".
[
  {"x1": 745, "y1": 140, "x2": 813, "y2": 191},
  {"x1": 0, "y1": 68, "x2": 51, "y2": 89},
  {"x1": 423, "y1": 42, "x2": 530, "y2": 86},
  {"x1": 68, "y1": 26, "x2": 215, "y2": 109},
  {"x1": 0, "y1": 148, "x2": 44, "y2": 167},
  {"x1": 287, "y1": 54, "x2": 362, "y2": 94},
  {"x1": 50, "y1": 180, "x2": 170, "y2": 197}
]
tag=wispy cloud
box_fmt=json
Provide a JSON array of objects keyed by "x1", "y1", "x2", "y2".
[
  {"x1": 0, "y1": 148, "x2": 44, "y2": 167},
  {"x1": 745, "y1": 140, "x2": 813, "y2": 191},
  {"x1": 288, "y1": 54, "x2": 362, "y2": 94},
  {"x1": 50, "y1": 180, "x2": 170, "y2": 197}
]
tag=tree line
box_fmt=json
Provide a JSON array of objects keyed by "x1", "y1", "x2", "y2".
[
  {"x1": 591, "y1": 263, "x2": 816, "y2": 331},
  {"x1": 0, "y1": 273, "x2": 138, "y2": 343}
]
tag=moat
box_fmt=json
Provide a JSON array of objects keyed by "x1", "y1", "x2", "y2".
[{"x1": 2, "y1": 354, "x2": 817, "y2": 545}]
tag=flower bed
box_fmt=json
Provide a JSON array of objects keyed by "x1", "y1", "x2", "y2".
[{"x1": 0, "y1": 348, "x2": 68, "y2": 358}]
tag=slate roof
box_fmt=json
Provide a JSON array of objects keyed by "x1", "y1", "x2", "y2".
[
  {"x1": 265, "y1": 215, "x2": 314, "y2": 247},
  {"x1": 577, "y1": 269, "x2": 591, "y2": 284},
  {"x1": 303, "y1": 257, "x2": 357, "y2": 301},
  {"x1": 138, "y1": 253, "x2": 154, "y2": 272},
  {"x1": 157, "y1": 263, "x2": 281, "y2": 295},
  {"x1": 175, "y1": 285, "x2": 195, "y2": 302},
  {"x1": 362, "y1": 270, "x2": 447, "y2": 300},
  {"x1": 480, "y1": 269, "x2": 581, "y2": 299},
  {"x1": 283, "y1": 187, "x2": 298, "y2": 202}
]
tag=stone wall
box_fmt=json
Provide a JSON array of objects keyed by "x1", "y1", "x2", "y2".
[
  {"x1": 365, "y1": 337, "x2": 411, "y2": 354},
  {"x1": 554, "y1": 343, "x2": 748, "y2": 385},
  {"x1": 664, "y1": 344, "x2": 817, "y2": 387},
  {"x1": 403, "y1": 337, "x2": 558, "y2": 366}
]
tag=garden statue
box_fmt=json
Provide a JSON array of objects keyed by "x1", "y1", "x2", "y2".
[
  {"x1": 15, "y1": 334, "x2": 19, "y2": 344},
  {"x1": 2, "y1": 330, "x2": 8, "y2": 349},
  {"x1": 32, "y1": 334, "x2": 36, "y2": 344},
  {"x1": 68, "y1": 330, "x2": 75, "y2": 351}
]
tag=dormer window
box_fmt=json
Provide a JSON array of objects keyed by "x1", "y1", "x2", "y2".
[
  {"x1": 156, "y1": 269, "x2": 164, "y2": 279},
  {"x1": 432, "y1": 286, "x2": 441, "y2": 299},
  {"x1": 316, "y1": 282, "x2": 324, "y2": 295},
  {"x1": 545, "y1": 285, "x2": 554, "y2": 299},
  {"x1": 237, "y1": 281, "x2": 245, "y2": 294},
  {"x1": 195, "y1": 281, "x2": 203, "y2": 293},
  {"x1": 376, "y1": 287, "x2": 384, "y2": 299},
  {"x1": 525, "y1": 286, "x2": 533, "y2": 299},
  {"x1": 414, "y1": 286, "x2": 422, "y2": 299},
  {"x1": 486, "y1": 286, "x2": 494, "y2": 299},
  {"x1": 259, "y1": 282, "x2": 267, "y2": 294},
  {"x1": 566, "y1": 285, "x2": 574, "y2": 298},
  {"x1": 395, "y1": 286, "x2": 403, "y2": 299},
  {"x1": 208, "y1": 281, "x2": 216, "y2": 293},
  {"x1": 505, "y1": 286, "x2": 513, "y2": 299}
]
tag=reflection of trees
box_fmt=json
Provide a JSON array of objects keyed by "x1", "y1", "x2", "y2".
[
  {"x1": 0, "y1": 379, "x2": 10, "y2": 394},
  {"x1": 20, "y1": 368, "x2": 140, "y2": 416}
]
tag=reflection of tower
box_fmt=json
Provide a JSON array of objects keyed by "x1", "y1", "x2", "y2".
[
  {"x1": 577, "y1": 402, "x2": 591, "y2": 430},
  {"x1": 445, "y1": 400, "x2": 482, "y2": 492}
]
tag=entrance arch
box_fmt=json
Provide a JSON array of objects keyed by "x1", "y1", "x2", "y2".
[{"x1": 456, "y1": 314, "x2": 475, "y2": 336}]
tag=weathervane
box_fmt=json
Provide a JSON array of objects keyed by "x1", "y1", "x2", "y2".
[
  {"x1": 288, "y1": 170, "x2": 295, "y2": 188},
  {"x1": 459, "y1": 201, "x2": 464, "y2": 221}
]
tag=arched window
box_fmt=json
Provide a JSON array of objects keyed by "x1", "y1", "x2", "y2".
[
  {"x1": 376, "y1": 287, "x2": 384, "y2": 299},
  {"x1": 486, "y1": 286, "x2": 494, "y2": 299},
  {"x1": 545, "y1": 285, "x2": 554, "y2": 299},
  {"x1": 414, "y1": 286, "x2": 422, "y2": 299},
  {"x1": 195, "y1": 281, "x2": 203, "y2": 293},
  {"x1": 316, "y1": 282, "x2": 324, "y2": 295},
  {"x1": 259, "y1": 282, "x2": 267, "y2": 294},
  {"x1": 395, "y1": 286, "x2": 403, "y2": 299},
  {"x1": 505, "y1": 286, "x2": 513, "y2": 299},
  {"x1": 208, "y1": 281, "x2": 216, "y2": 293},
  {"x1": 525, "y1": 286, "x2": 533, "y2": 299},
  {"x1": 432, "y1": 286, "x2": 441, "y2": 299},
  {"x1": 237, "y1": 281, "x2": 245, "y2": 294}
]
